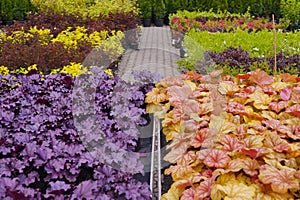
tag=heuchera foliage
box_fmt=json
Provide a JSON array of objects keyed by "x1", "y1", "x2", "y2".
[
  {"x1": 0, "y1": 69, "x2": 156, "y2": 199},
  {"x1": 170, "y1": 15, "x2": 288, "y2": 34},
  {"x1": 146, "y1": 70, "x2": 300, "y2": 199}
]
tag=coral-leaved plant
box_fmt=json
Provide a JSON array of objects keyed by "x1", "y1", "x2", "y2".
[{"x1": 146, "y1": 69, "x2": 300, "y2": 199}]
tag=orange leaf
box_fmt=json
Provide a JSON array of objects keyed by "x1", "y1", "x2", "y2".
[
  {"x1": 145, "y1": 87, "x2": 167, "y2": 104},
  {"x1": 258, "y1": 165, "x2": 299, "y2": 194},
  {"x1": 280, "y1": 73, "x2": 298, "y2": 82},
  {"x1": 182, "y1": 71, "x2": 202, "y2": 81}
]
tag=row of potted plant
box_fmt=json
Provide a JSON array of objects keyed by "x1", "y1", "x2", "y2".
[
  {"x1": 178, "y1": 28, "x2": 300, "y2": 72},
  {"x1": 169, "y1": 13, "x2": 289, "y2": 34},
  {"x1": 137, "y1": 0, "x2": 167, "y2": 27},
  {"x1": 0, "y1": 66, "x2": 157, "y2": 199},
  {"x1": 146, "y1": 69, "x2": 300, "y2": 199}
]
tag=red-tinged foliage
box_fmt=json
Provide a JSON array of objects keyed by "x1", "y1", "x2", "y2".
[
  {"x1": 147, "y1": 69, "x2": 300, "y2": 199},
  {"x1": 1, "y1": 11, "x2": 138, "y2": 37},
  {"x1": 203, "y1": 149, "x2": 231, "y2": 168}
]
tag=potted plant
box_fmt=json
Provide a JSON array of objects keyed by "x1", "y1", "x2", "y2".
[
  {"x1": 138, "y1": 0, "x2": 153, "y2": 27},
  {"x1": 153, "y1": 0, "x2": 166, "y2": 27},
  {"x1": 0, "y1": 0, "x2": 14, "y2": 25}
]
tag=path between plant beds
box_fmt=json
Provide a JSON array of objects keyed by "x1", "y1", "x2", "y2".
[
  {"x1": 117, "y1": 26, "x2": 181, "y2": 199},
  {"x1": 117, "y1": 26, "x2": 181, "y2": 82}
]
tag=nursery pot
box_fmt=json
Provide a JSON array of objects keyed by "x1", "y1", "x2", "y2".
[
  {"x1": 154, "y1": 18, "x2": 164, "y2": 27},
  {"x1": 133, "y1": 114, "x2": 154, "y2": 188},
  {"x1": 164, "y1": 16, "x2": 169, "y2": 25},
  {"x1": 143, "y1": 18, "x2": 152, "y2": 27}
]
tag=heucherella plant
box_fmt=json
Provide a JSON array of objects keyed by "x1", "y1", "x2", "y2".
[
  {"x1": 0, "y1": 69, "x2": 157, "y2": 199},
  {"x1": 146, "y1": 69, "x2": 300, "y2": 199}
]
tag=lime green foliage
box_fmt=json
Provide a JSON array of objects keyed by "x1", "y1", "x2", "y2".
[
  {"x1": 51, "y1": 62, "x2": 87, "y2": 77},
  {"x1": 280, "y1": 0, "x2": 300, "y2": 27},
  {"x1": 0, "y1": 65, "x2": 9, "y2": 75},
  {"x1": 30, "y1": 0, "x2": 138, "y2": 18},
  {"x1": 1, "y1": 63, "x2": 114, "y2": 77},
  {"x1": 170, "y1": 8, "x2": 250, "y2": 20},
  {"x1": 0, "y1": 64, "x2": 43, "y2": 75},
  {"x1": 0, "y1": 26, "x2": 123, "y2": 51},
  {"x1": 95, "y1": 30, "x2": 125, "y2": 61},
  {"x1": 184, "y1": 29, "x2": 300, "y2": 59}
]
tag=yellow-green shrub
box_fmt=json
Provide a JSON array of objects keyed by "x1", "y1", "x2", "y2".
[{"x1": 30, "y1": 0, "x2": 138, "y2": 18}]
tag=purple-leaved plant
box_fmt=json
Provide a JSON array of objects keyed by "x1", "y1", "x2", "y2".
[{"x1": 0, "y1": 69, "x2": 156, "y2": 199}]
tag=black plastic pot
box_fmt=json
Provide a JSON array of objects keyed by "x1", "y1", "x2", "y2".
[
  {"x1": 143, "y1": 18, "x2": 152, "y2": 27},
  {"x1": 154, "y1": 18, "x2": 164, "y2": 27},
  {"x1": 133, "y1": 115, "x2": 154, "y2": 186},
  {"x1": 1, "y1": 20, "x2": 14, "y2": 26},
  {"x1": 164, "y1": 16, "x2": 169, "y2": 25}
]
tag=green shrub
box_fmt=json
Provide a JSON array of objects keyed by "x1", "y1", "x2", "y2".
[
  {"x1": 0, "y1": 0, "x2": 35, "y2": 21},
  {"x1": 153, "y1": 0, "x2": 166, "y2": 19},
  {"x1": 280, "y1": 0, "x2": 300, "y2": 28}
]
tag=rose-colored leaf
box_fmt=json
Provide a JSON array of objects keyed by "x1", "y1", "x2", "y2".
[
  {"x1": 168, "y1": 85, "x2": 193, "y2": 102},
  {"x1": 249, "y1": 69, "x2": 274, "y2": 86},
  {"x1": 221, "y1": 135, "x2": 244, "y2": 152},
  {"x1": 195, "y1": 179, "x2": 213, "y2": 199},
  {"x1": 262, "y1": 85, "x2": 276, "y2": 95},
  {"x1": 280, "y1": 87, "x2": 292, "y2": 101},
  {"x1": 268, "y1": 101, "x2": 288, "y2": 113},
  {"x1": 243, "y1": 159, "x2": 260, "y2": 176},
  {"x1": 291, "y1": 87, "x2": 300, "y2": 103},
  {"x1": 203, "y1": 149, "x2": 230, "y2": 168},
  {"x1": 258, "y1": 165, "x2": 299, "y2": 194},
  {"x1": 182, "y1": 71, "x2": 202, "y2": 81},
  {"x1": 241, "y1": 148, "x2": 266, "y2": 159},
  {"x1": 226, "y1": 159, "x2": 245, "y2": 172},
  {"x1": 264, "y1": 131, "x2": 291, "y2": 153},
  {"x1": 181, "y1": 188, "x2": 195, "y2": 200},
  {"x1": 226, "y1": 102, "x2": 245, "y2": 114},
  {"x1": 286, "y1": 105, "x2": 300, "y2": 118},
  {"x1": 190, "y1": 128, "x2": 209, "y2": 148}
]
